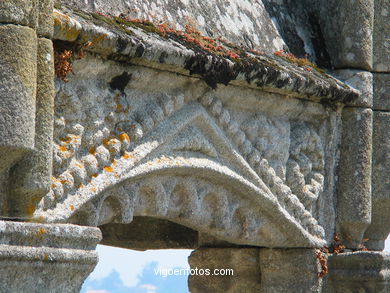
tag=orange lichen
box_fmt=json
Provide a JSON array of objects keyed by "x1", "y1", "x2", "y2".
[
  {"x1": 273, "y1": 50, "x2": 324, "y2": 73},
  {"x1": 118, "y1": 133, "x2": 130, "y2": 142},
  {"x1": 104, "y1": 166, "x2": 114, "y2": 172},
  {"x1": 91, "y1": 173, "x2": 98, "y2": 178},
  {"x1": 89, "y1": 147, "x2": 97, "y2": 155},
  {"x1": 58, "y1": 145, "x2": 68, "y2": 152},
  {"x1": 123, "y1": 152, "x2": 134, "y2": 159},
  {"x1": 43, "y1": 254, "x2": 49, "y2": 261},
  {"x1": 38, "y1": 227, "x2": 47, "y2": 235},
  {"x1": 116, "y1": 104, "x2": 124, "y2": 112},
  {"x1": 70, "y1": 205, "x2": 75, "y2": 211}
]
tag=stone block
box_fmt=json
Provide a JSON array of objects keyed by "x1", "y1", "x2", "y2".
[
  {"x1": 373, "y1": 0, "x2": 390, "y2": 71},
  {"x1": 37, "y1": 0, "x2": 54, "y2": 38},
  {"x1": 335, "y1": 70, "x2": 373, "y2": 108},
  {"x1": 337, "y1": 107, "x2": 372, "y2": 249},
  {"x1": 188, "y1": 248, "x2": 261, "y2": 293},
  {"x1": 259, "y1": 248, "x2": 322, "y2": 293},
  {"x1": 0, "y1": 0, "x2": 38, "y2": 27},
  {"x1": 318, "y1": 0, "x2": 374, "y2": 70},
  {"x1": 373, "y1": 73, "x2": 390, "y2": 111},
  {"x1": 328, "y1": 251, "x2": 390, "y2": 293},
  {"x1": 0, "y1": 25, "x2": 37, "y2": 175},
  {"x1": 0, "y1": 221, "x2": 101, "y2": 293},
  {"x1": 8, "y1": 38, "x2": 54, "y2": 218},
  {"x1": 364, "y1": 112, "x2": 390, "y2": 251}
]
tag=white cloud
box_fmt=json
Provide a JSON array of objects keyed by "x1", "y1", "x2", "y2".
[
  {"x1": 139, "y1": 284, "x2": 158, "y2": 293},
  {"x1": 89, "y1": 245, "x2": 191, "y2": 287}
]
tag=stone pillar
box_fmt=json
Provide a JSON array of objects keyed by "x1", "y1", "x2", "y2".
[
  {"x1": 336, "y1": 107, "x2": 372, "y2": 249},
  {"x1": 328, "y1": 251, "x2": 390, "y2": 293},
  {"x1": 364, "y1": 74, "x2": 390, "y2": 251},
  {"x1": 188, "y1": 248, "x2": 261, "y2": 293},
  {"x1": 0, "y1": 221, "x2": 101, "y2": 293},
  {"x1": 259, "y1": 248, "x2": 323, "y2": 293},
  {"x1": 0, "y1": 0, "x2": 55, "y2": 218}
]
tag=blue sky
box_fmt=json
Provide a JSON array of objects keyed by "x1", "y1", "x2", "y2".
[
  {"x1": 81, "y1": 247, "x2": 191, "y2": 293},
  {"x1": 82, "y1": 237, "x2": 390, "y2": 293}
]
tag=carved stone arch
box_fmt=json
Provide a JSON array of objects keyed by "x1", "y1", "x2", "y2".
[{"x1": 37, "y1": 161, "x2": 325, "y2": 248}]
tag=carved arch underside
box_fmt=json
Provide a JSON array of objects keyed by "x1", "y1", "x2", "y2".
[{"x1": 36, "y1": 98, "x2": 326, "y2": 248}]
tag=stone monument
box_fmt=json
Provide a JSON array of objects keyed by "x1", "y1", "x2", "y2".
[{"x1": 0, "y1": 0, "x2": 389, "y2": 292}]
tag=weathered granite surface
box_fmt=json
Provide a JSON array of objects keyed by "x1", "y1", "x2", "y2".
[
  {"x1": 335, "y1": 70, "x2": 373, "y2": 108},
  {"x1": 0, "y1": 24, "x2": 37, "y2": 176},
  {"x1": 373, "y1": 73, "x2": 390, "y2": 111},
  {"x1": 0, "y1": 1, "x2": 389, "y2": 292},
  {"x1": 328, "y1": 251, "x2": 390, "y2": 293},
  {"x1": 56, "y1": 0, "x2": 285, "y2": 53},
  {"x1": 373, "y1": 0, "x2": 390, "y2": 72},
  {"x1": 9, "y1": 37, "x2": 54, "y2": 218},
  {"x1": 188, "y1": 248, "x2": 261, "y2": 293},
  {"x1": 31, "y1": 53, "x2": 352, "y2": 248},
  {"x1": 259, "y1": 248, "x2": 322, "y2": 293},
  {"x1": 364, "y1": 112, "x2": 390, "y2": 251},
  {"x1": 0, "y1": 221, "x2": 101, "y2": 293},
  {"x1": 51, "y1": 8, "x2": 359, "y2": 104},
  {"x1": 337, "y1": 107, "x2": 372, "y2": 249}
]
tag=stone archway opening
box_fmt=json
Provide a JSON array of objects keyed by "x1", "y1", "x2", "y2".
[{"x1": 84, "y1": 217, "x2": 199, "y2": 293}]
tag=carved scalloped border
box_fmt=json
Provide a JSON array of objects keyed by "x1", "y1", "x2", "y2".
[{"x1": 198, "y1": 94, "x2": 324, "y2": 239}]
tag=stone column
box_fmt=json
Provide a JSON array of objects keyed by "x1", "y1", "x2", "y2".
[
  {"x1": 336, "y1": 106, "x2": 372, "y2": 249},
  {"x1": 0, "y1": 221, "x2": 101, "y2": 293},
  {"x1": 259, "y1": 248, "x2": 323, "y2": 293},
  {"x1": 364, "y1": 74, "x2": 390, "y2": 251},
  {"x1": 0, "y1": 0, "x2": 55, "y2": 218},
  {"x1": 188, "y1": 248, "x2": 261, "y2": 293},
  {"x1": 328, "y1": 251, "x2": 390, "y2": 293}
]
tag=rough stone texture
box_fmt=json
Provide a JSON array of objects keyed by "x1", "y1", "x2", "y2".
[
  {"x1": 364, "y1": 112, "x2": 390, "y2": 251},
  {"x1": 30, "y1": 55, "x2": 351, "y2": 248},
  {"x1": 38, "y1": 0, "x2": 54, "y2": 37},
  {"x1": 335, "y1": 70, "x2": 373, "y2": 108},
  {"x1": 100, "y1": 217, "x2": 198, "y2": 250},
  {"x1": 261, "y1": 0, "x2": 332, "y2": 68},
  {"x1": 328, "y1": 251, "x2": 390, "y2": 293},
  {"x1": 373, "y1": 0, "x2": 390, "y2": 72},
  {"x1": 51, "y1": 9, "x2": 359, "y2": 104},
  {"x1": 337, "y1": 107, "x2": 372, "y2": 249},
  {"x1": 316, "y1": 0, "x2": 374, "y2": 70},
  {"x1": 259, "y1": 248, "x2": 322, "y2": 293},
  {"x1": 0, "y1": 1, "x2": 387, "y2": 292},
  {"x1": 188, "y1": 248, "x2": 261, "y2": 293},
  {"x1": 8, "y1": 38, "x2": 54, "y2": 218},
  {"x1": 0, "y1": 25, "x2": 37, "y2": 176},
  {"x1": 373, "y1": 73, "x2": 390, "y2": 111},
  {"x1": 56, "y1": 0, "x2": 285, "y2": 53},
  {"x1": 0, "y1": 0, "x2": 38, "y2": 27},
  {"x1": 0, "y1": 221, "x2": 101, "y2": 293}
]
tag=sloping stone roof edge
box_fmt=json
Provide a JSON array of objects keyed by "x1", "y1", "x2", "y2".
[{"x1": 53, "y1": 9, "x2": 359, "y2": 105}]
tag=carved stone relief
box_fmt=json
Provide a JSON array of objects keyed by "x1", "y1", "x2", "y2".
[{"x1": 34, "y1": 56, "x2": 338, "y2": 248}]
